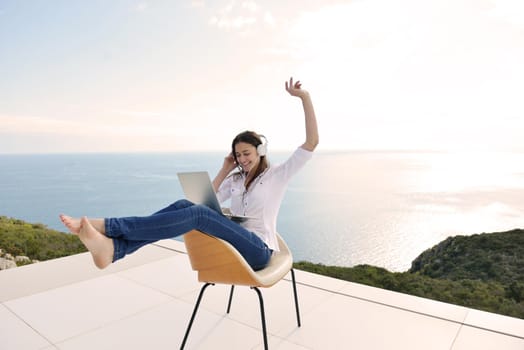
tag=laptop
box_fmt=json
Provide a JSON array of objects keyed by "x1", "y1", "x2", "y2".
[{"x1": 177, "y1": 171, "x2": 250, "y2": 222}]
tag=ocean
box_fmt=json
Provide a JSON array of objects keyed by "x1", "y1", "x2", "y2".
[{"x1": 1, "y1": 150, "x2": 523, "y2": 272}]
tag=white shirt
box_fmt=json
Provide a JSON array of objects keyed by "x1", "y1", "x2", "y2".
[{"x1": 216, "y1": 147, "x2": 313, "y2": 251}]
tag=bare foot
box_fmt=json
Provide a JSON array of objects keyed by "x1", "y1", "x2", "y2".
[
  {"x1": 59, "y1": 214, "x2": 81, "y2": 234},
  {"x1": 78, "y1": 216, "x2": 114, "y2": 269},
  {"x1": 60, "y1": 214, "x2": 105, "y2": 235}
]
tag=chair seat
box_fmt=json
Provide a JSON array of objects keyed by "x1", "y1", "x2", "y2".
[
  {"x1": 181, "y1": 230, "x2": 301, "y2": 350},
  {"x1": 183, "y1": 230, "x2": 293, "y2": 287}
]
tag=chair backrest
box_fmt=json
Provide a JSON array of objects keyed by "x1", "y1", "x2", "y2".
[{"x1": 183, "y1": 230, "x2": 293, "y2": 287}]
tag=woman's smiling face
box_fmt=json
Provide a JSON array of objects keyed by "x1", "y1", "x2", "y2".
[{"x1": 234, "y1": 142, "x2": 260, "y2": 173}]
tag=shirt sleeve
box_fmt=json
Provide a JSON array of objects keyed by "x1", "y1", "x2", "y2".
[
  {"x1": 216, "y1": 174, "x2": 233, "y2": 203},
  {"x1": 273, "y1": 147, "x2": 313, "y2": 182}
]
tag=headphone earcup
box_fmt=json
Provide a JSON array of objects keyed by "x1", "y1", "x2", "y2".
[{"x1": 257, "y1": 143, "x2": 267, "y2": 156}]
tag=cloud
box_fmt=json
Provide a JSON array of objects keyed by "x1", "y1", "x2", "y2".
[
  {"x1": 263, "y1": 11, "x2": 276, "y2": 26},
  {"x1": 0, "y1": 113, "x2": 172, "y2": 137},
  {"x1": 207, "y1": 0, "x2": 275, "y2": 33},
  {"x1": 490, "y1": 0, "x2": 524, "y2": 29},
  {"x1": 209, "y1": 15, "x2": 256, "y2": 30},
  {"x1": 0, "y1": 115, "x2": 85, "y2": 135},
  {"x1": 0, "y1": 108, "x2": 231, "y2": 143},
  {"x1": 190, "y1": 0, "x2": 206, "y2": 8},
  {"x1": 241, "y1": 0, "x2": 258, "y2": 12},
  {"x1": 0, "y1": 112, "x2": 223, "y2": 153},
  {"x1": 110, "y1": 110, "x2": 166, "y2": 119},
  {"x1": 132, "y1": 2, "x2": 149, "y2": 12}
]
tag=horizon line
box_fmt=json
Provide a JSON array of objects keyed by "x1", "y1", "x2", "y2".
[{"x1": 1, "y1": 148, "x2": 523, "y2": 155}]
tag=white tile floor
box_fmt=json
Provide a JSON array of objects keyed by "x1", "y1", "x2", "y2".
[{"x1": 1, "y1": 239, "x2": 523, "y2": 350}]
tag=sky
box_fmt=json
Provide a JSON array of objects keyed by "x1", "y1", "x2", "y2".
[{"x1": 1, "y1": 0, "x2": 523, "y2": 153}]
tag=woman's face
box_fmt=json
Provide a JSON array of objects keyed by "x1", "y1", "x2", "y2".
[{"x1": 234, "y1": 142, "x2": 260, "y2": 173}]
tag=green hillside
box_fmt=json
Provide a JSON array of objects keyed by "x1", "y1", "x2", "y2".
[
  {"x1": 1, "y1": 216, "x2": 522, "y2": 319},
  {"x1": 295, "y1": 229, "x2": 524, "y2": 319},
  {"x1": 410, "y1": 229, "x2": 524, "y2": 284},
  {"x1": 0, "y1": 216, "x2": 86, "y2": 263}
]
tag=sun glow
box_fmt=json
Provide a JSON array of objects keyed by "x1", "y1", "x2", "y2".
[{"x1": 405, "y1": 152, "x2": 524, "y2": 193}]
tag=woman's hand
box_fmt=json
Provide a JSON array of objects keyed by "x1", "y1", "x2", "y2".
[
  {"x1": 285, "y1": 77, "x2": 319, "y2": 151},
  {"x1": 222, "y1": 152, "x2": 237, "y2": 173},
  {"x1": 285, "y1": 77, "x2": 309, "y2": 99},
  {"x1": 213, "y1": 152, "x2": 237, "y2": 192}
]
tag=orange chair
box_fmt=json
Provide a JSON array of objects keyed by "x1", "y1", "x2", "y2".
[{"x1": 180, "y1": 230, "x2": 301, "y2": 349}]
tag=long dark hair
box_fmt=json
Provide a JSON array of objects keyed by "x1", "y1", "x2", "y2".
[{"x1": 231, "y1": 130, "x2": 269, "y2": 190}]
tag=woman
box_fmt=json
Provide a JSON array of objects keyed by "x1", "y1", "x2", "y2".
[{"x1": 60, "y1": 77, "x2": 319, "y2": 270}]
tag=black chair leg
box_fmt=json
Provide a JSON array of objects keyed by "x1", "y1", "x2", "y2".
[
  {"x1": 251, "y1": 287, "x2": 269, "y2": 350},
  {"x1": 181, "y1": 273, "x2": 299, "y2": 350},
  {"x1": 290, "y1": 268, "x2": 301, "y2": 327},
  {"x1": 226, "y1": 285, "x2": 235, "y2": 313},
  {"x1": 180, "y1": 282, "x2": 214, "y2": 350}
]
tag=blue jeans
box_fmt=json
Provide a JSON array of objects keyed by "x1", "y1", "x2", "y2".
[{"x1": 104, "y1": 199, "x2": 272, "y2": 270}]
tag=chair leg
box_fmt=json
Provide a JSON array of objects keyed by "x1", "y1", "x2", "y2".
[
  {"x1": 180, "y1": 282, "x2": 214, "y2": 350},
  {"x1": 251, "y1": 287, "x2": 269, "y2": 350},
  {"x1": 226, "y1": 285, "x2": 235, "y2": 313},
  {"x1": 291, "y1": 268, "x2": 301, "y2": 327}
]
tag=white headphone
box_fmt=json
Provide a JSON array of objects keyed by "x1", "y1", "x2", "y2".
[{"x1": 257, "y1": 135, "x2": 268, "y2": 156}]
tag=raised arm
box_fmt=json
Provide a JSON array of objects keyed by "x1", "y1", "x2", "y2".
[
  {"x1": 212, "y1": 152, "x2": 236, "y2": 192},
  {"x1": 285, "y1": 77, "x2": 319, "y2": 151}
]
